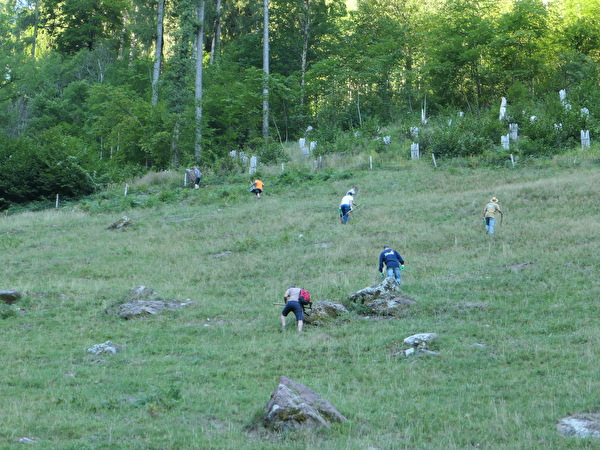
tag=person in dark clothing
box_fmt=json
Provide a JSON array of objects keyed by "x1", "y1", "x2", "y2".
[{"x1": 378, "y1": 244, "x2": 405, "y2": 284}]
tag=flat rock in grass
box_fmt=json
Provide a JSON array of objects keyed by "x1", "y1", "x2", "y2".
[
  {"x1": 212, "y1": 251, "x2": 233, "y2": 258},
  {"x1": 365, "y1": 297, "x2": 416, "y2": 316},
  {"x1": 404, "y1": 333, "x2": 438, "y2": 347},
  {"x1": 0, "y1": 290, "x2": 23, "y2": 304},
  {"x1": 87, "y1": 341, "x2": 124, "y2": 355},
  {"x1": 108, "y1": 216, "x2": 133, "y2": 230},
  {"x1": 304, "y1": 301, "x2": 348, "y2": 325},
  {"x1": 262, "y1": 376, "x2": 347, "y2": 431},
  {"x1": 117, "y1": 299, "x2": 193, "y2": 320},
  {"x1": 507, "y1": 261, "x2": 534, "y2": 272},
  {"x1": 557, "y1": 413, "x2": 600, "y2": 438}
]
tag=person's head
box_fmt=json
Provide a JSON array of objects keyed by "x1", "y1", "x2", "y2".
[
  {"x1": 491, "y1": 197, "x2": 498, "y2": 203},
  {"x1": 383, "y1": 244, "x2": 389, "y2": 249}
]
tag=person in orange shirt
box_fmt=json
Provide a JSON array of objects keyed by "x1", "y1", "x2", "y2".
[{"x1": 251, "y1": 179, "x2": 264, "y2": 198}]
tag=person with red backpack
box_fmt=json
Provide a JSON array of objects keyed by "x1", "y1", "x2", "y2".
[{"x1": 281, "y1": 286, "x2": 311, "y2": 332}]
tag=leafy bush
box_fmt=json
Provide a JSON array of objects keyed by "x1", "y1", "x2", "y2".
[
  {"x1": 0, "y1": 132, "x2": 96, "y2": 207},
  {"x1": 274, "y1": 169, "x2": 313, "y2": 186},
  {"x1": 254, "y1": 142, "x2": 287, "y2": 164},
  {"x1": 420, "y1": 119, "x2": 493, "y2": 157},
  {"x1": 314, "y1": 168, "x2": 354, "y2": 181}
]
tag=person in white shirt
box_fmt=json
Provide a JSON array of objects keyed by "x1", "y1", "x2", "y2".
[{"x1": 339, "y1": 192, "x2": 356, "y2": 224}]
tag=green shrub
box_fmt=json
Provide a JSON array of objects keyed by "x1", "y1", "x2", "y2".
[
  {"x1": 274, "y1": 169, "x2": 313, "y2": 186},
  {"x1": 421, "y1": 122, "x2": 492, "y2": 157},
  {"x1": 255, "y1": 142, "x2": 287, "y2": 164},
  {"x1": 314, "y1": 169, "x2": 353, "y2": 181},
  {"x1": 0, "y1": 132, "x2": 96, "y2": 207}
]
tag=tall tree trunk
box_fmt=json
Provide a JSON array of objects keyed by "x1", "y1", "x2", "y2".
[
  {"x1": 152, "y1": 0, "x2": 166, "y2": 106},
  {"x1": 299, "y1": 0, "x2": 310, "y2": 106},
  {"x1": 262, "y1": 0, "x2": 270, "y2": 142},
  {"x1": 194, "y1": 0, "x2": 205, "y2": 162},
  {"x1": 31, "y1": 0, "x2": 40, "y2": 58},
  {"x1": 209, "y1": 0, "x2": 222, "y2": 65},
  {"x1": 171, "y1": 121, "x2": 180, "y2": 167},
  {"x1": 118, "y1": 12, "x2": 128, "y2": 61}
]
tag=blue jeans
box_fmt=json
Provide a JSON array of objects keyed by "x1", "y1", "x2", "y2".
[
  {"x1": 340, "y1": 204, "x2": 351, "y2": 224},
  {"x1": 485, "y1": 217, "x2": 495, "y2": 235},
  {"x1": 387, "y1": 267, "x2": 402, "y2": 284}
]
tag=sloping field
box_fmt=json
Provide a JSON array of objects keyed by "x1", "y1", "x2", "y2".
[{"x1": 1, "y1": 163, "x2": 598, "y2": 448}]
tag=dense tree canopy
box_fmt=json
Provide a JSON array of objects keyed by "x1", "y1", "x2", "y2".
[{"x1": 0, "y1": 0, "x2": 598, "y2": 206}]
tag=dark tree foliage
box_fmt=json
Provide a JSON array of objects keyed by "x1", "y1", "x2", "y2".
[
  {"x1": 0, "y1": 0, "x2": 598, "y2": 208},
  {"x1": 0, "y1": 132, "x2": 95, "y2": 209},
  {"x1": 40, "y1": 0, "x2": 129, "y2": 54}
]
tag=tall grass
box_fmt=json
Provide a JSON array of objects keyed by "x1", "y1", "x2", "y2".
[{"x1": 0, "y1": 162, "x2": 598, "y2": 448}]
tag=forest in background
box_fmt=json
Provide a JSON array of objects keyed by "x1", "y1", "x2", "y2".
[{"x1": 0, "y1": 0, "x2": 598, "y2": 208}]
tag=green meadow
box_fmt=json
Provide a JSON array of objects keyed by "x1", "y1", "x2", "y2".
[{"x1": 1, "y1": 157, "x2": 598, "y2": 449}]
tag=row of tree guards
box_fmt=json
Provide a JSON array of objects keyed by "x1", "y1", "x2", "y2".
[{"x1": 49, "y1": 148, "x2": 589, "y2": 211}]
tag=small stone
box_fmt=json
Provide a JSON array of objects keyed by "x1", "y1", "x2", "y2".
[
  {"x1": 403, "y1": 333, "x2": 438, "y2": 347},
  {"x1": 108, "y1": 216, "x2": 133, "y2": 230},
  {"x1": 0, "y1": 290, "x2": 23, "y2": 304},
  {"x1": 418, "y1": 349, "x2": 439, "y2": 355},
  {"x1": 87, "y1": 341, "x2": 124, "y2": 355}
]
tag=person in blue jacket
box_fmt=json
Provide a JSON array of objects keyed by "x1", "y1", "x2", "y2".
[{"x1": 378, "y1": 244, "x2": 405, "y2": 284}]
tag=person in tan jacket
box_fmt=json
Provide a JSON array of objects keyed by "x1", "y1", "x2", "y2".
[{"x1": 483, "y1": 197, "x2": 503, "y2": 235}]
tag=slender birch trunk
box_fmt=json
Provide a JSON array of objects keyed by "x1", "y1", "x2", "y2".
[
  {"x1": 262, "y1": 0, "x2": 270, "y2": 142},
  {"x1": 300, "y1": 0, "x2": 310, "y2": 106},
  {"x1": 31, "y1": 0, "x2": 40, "y2": 58},
  {"x1": 171, "y1": 121, "x2": 180, "y2": 167},
  {"x1": 194, "y1": 0, "x2": 206, "y2": 162},
  {"x1": 152, "y1": 0, "x2": 166, "y2": 106},
  {"x1": 210, "y1": 0, "x2": 222, "y2": 65}
]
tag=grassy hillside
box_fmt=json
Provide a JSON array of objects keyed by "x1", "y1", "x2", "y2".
[{"x1": 1, "y1": 160, "x2": 599, "y2": 448}]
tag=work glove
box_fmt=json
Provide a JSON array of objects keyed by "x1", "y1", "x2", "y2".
[{"x1": 400, "y1": 265, "x2": 405, "y2": 270}]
